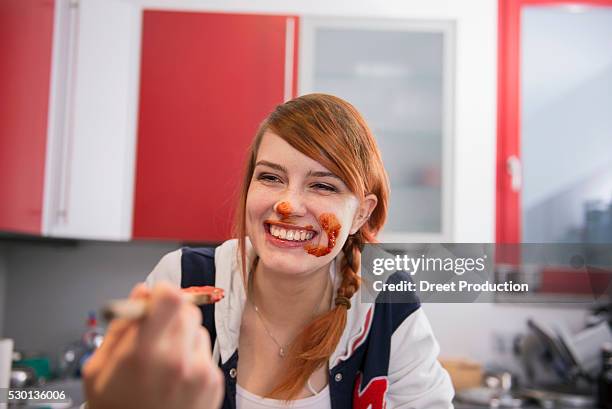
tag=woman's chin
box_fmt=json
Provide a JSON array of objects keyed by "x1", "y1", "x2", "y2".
[{"x1": 258, "y1": 248, "x2": 318, "y2": 275}]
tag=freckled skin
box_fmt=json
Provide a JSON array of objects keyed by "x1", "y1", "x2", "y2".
[
  {"x1": 305, "y1": 213, "x2": 341, "y2": 257},
  {"x1": 276, "y1": 201, "x2": 292, "y2": 219}
]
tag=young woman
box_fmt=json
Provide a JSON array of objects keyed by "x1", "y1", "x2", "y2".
[{"x1": 84, "y1": 94, "x2": 454, "y2": 409}]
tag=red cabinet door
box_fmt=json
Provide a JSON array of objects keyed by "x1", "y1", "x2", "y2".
[
  {"x1": 0, "y1": 0, "x2": 55, "y2": 234},
  {"x1": 133, "y1": 11, "x2": 298, "y2": 242}
]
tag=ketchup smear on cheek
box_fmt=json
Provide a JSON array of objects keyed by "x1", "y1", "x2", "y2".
[{"x1": 305, "y1": 213, "x2": 341, "y2": 257}]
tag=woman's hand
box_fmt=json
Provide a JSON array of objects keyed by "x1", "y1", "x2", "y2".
[{"x1": 83, "y1": 282, "x2": 224, "y2": 409}]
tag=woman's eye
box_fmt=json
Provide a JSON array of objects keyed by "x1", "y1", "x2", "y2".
[
  {"x1": 256, "y1": 173, "x2": 282, "y2": 183},
  {"x1": 312, "y1": 183, "x2": 338, "y2": 192}
]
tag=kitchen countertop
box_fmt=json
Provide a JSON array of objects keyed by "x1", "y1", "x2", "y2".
[{"x1": 454, "y1": 398, "x2": 601, "y2": 409}]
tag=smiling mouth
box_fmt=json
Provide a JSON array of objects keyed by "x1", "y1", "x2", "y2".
[{"x1": 264, "y1": 221, "x2": 318, "y2": 243}]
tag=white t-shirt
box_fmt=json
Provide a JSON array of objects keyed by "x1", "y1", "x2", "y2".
[{"x1": 236, "y1": 381, "x2": 331, "y2": 409}]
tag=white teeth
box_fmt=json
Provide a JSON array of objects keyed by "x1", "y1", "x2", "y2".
[{"x1": 269, "y1": 225, "x2": 315, "y2": 241}]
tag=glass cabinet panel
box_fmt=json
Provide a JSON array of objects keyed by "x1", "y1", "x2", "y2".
[{"x1": 299, "y1": 18, "x2": 455, "y2": 241}]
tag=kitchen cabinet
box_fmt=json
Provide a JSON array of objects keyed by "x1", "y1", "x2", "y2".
[
  {"x1": 0, "y1": 0, "x2": 141, "y2": 240},
  {"x1": 299, "y1": 17, "x2": 455, "y2": 242},
  {"x1": 44, "y1": 0, "x2": 141, "y2": 240},
  {"x1": 2, "y1": 6, "x2": 457, "y2": 243},
  {"x1": 495, "y1": 0, "x2": 612, "y2": 302},
  {"x1": 132, "y1": 11, "x2": 298, "y2": 242},
  {"x1": 0, "y1": 0, "x2": 56, "y2": 235},
  {"x1": 497, "y1": 0, "x2": 612, "y2": 244},
  {"x1": 1, "y1": 2, "x2": 297, "y2": 242}
]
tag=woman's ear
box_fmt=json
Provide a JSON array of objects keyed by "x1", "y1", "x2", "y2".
[{"x1": 349, "y1": 193, "x2": 378, "y2": 235}]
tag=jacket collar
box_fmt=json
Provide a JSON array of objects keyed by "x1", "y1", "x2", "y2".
[{"x1": 212, "y1": 238, "x2": 373, "y2": 368}]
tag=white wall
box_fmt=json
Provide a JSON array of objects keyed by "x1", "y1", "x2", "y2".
[
  {"x1": 3, "y1": 240, "x2": 179, "y2": 361},
  {"x1": 422, "y1": 303, "x2": 590, "y2": 367}
]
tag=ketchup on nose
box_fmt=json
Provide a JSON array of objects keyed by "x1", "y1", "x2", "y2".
[{"x1": 275, "y1": 201, "x2": 292, "y2": 219}]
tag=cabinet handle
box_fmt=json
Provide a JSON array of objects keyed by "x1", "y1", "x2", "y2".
[
  {"x1": 56, "y1": 0, "x2": 79, "y2": 224},
  {"x1": 284, "y1": 17, "x2": 296, "y2": 101},
  {"x1": 506, "y1": 155, "x2": 522, "y2": 192}
]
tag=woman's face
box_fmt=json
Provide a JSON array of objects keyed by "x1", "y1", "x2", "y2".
[{"x1": 246, "y1": 131, "x2": 371, "y2": 277}]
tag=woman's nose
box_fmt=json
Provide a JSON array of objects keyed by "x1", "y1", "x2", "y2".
[{"x1": 274, "y1": 193, "x2": 307, "y2": 218}]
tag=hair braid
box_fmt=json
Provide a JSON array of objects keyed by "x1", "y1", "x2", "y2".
[
  {"x1": 337, "y1": 232, "x2": 363, "y2": 302},
  {"x1": 267, "y1": 233, "x2": 365, "y2": 400}
]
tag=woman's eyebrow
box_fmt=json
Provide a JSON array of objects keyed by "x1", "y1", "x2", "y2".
[
  {"x1": 255, "y1": 160, "x2": 342, "y2": 181},
  {"x1": 255, "y1": 160, "x2": 287, "y2": 173},
  {"x1": 306, "y1": 170, "x2": 342, "y2": 181}
]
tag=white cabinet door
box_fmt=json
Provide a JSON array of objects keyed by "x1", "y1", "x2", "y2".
[
  {"x1": 43, "y1": 0, "x2": 141, "y2": 241},
  {"x1": 299, "y1": 17, "x2": 455, "y2": 242}
]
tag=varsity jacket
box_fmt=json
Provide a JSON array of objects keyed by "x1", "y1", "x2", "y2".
[{"x1": 146, "y1": 239, "x2": 454, "y2": 409}]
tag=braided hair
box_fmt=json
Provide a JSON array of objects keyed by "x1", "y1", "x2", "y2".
[{"x1": 267, "y1": 232, "x2": 364, "y2": 399}]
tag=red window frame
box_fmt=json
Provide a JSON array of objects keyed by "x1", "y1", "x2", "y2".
[{"x1": 496, "y1": 0, "x2": 612, "y2": 243}]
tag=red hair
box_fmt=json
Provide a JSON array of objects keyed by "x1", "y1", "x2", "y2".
[{"x1": 232, "y1": 93, "x2": 389, "y2": 400}]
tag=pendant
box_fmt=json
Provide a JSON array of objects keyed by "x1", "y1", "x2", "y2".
[{"x1": 279, "y1": 347, "x2": 286, "y2": 358}]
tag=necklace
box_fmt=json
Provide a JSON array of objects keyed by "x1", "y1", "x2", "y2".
[
  {"x1": 251, "y1": 303, "x2": 289, "y2": 357},
  {"x1": 249, "y1": 272, "x2": 332, "y2": 358}
]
